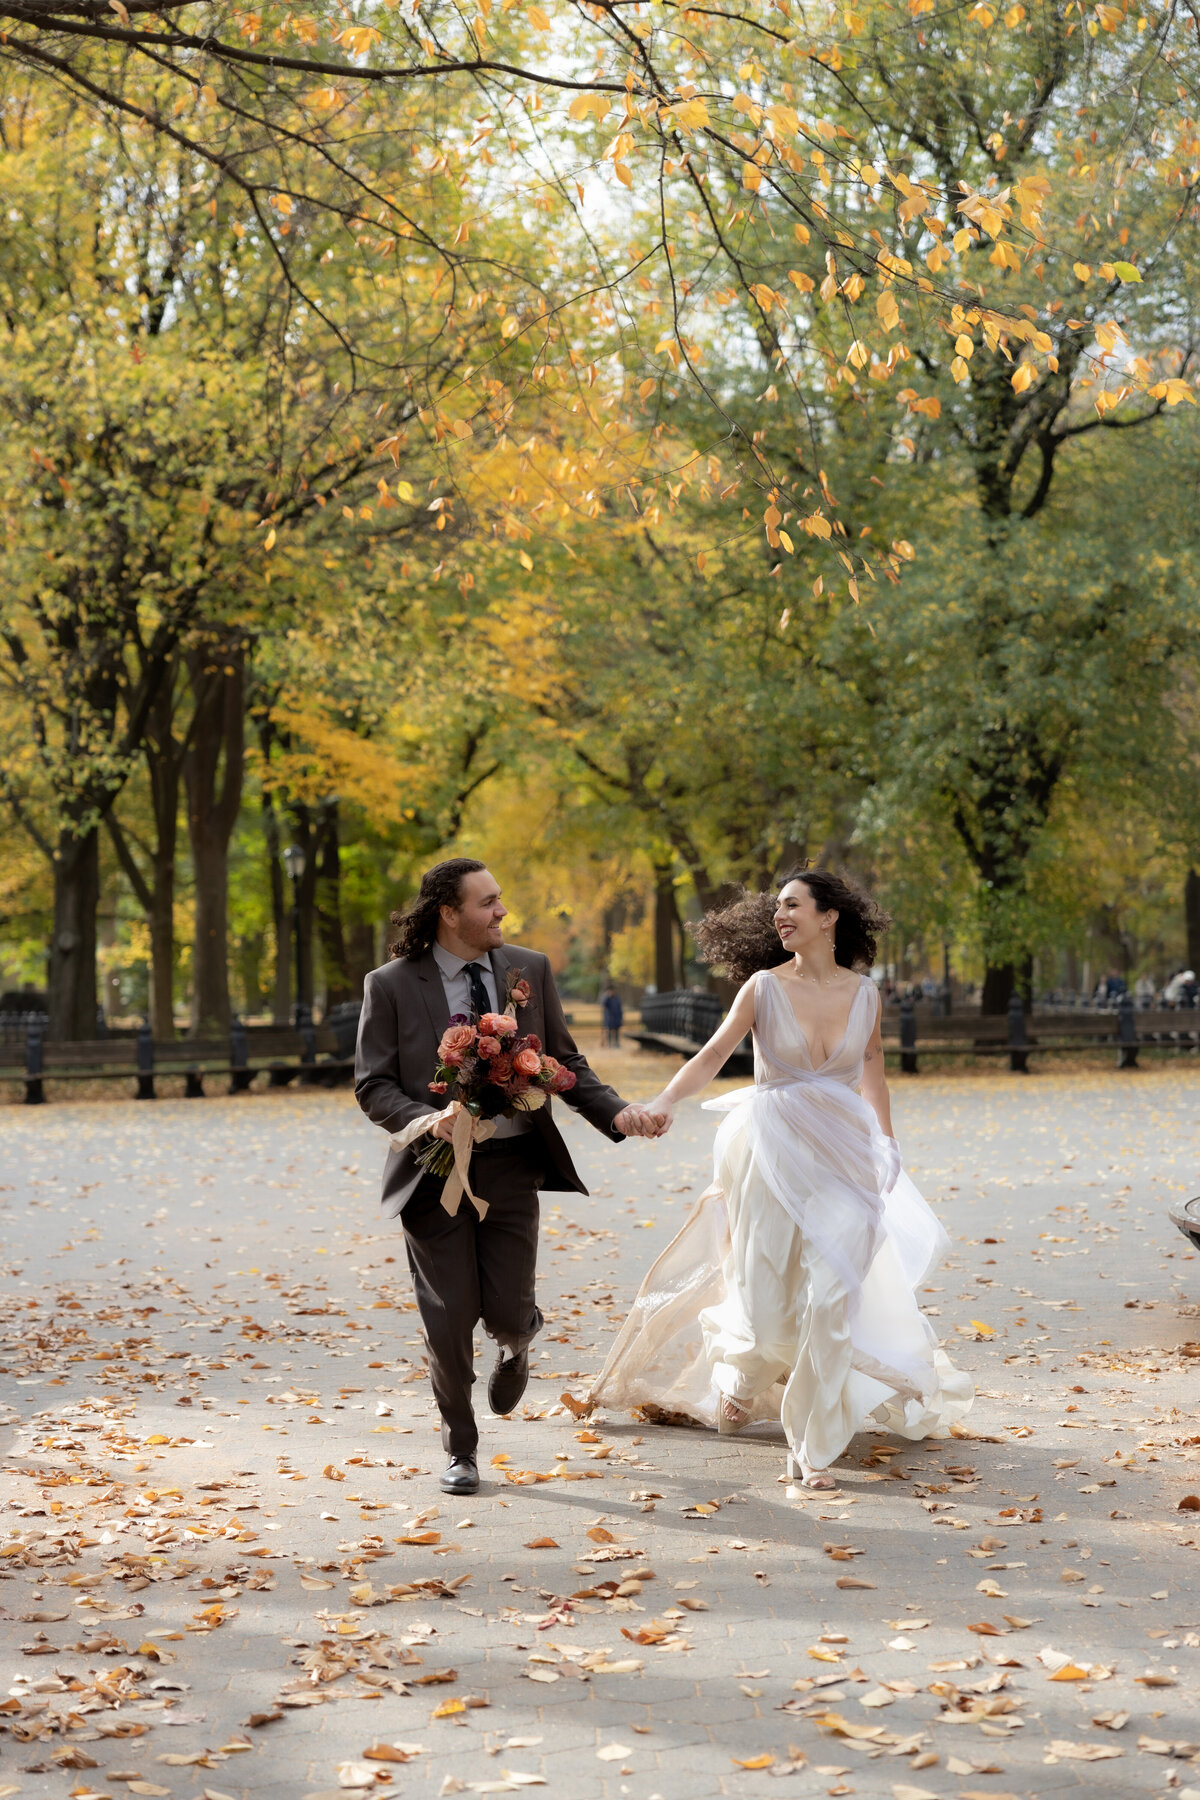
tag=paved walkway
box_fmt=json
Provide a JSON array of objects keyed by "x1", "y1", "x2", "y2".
[{"x1": 2, "y1": 1067, "x2": 1200, "y2": 1800}]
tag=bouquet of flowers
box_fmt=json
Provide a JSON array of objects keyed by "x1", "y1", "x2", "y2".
[{"x1": 416, "y1": 998, "x2": 577, "y2": 1178}]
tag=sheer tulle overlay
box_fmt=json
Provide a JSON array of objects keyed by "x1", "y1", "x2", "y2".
[{"x1": 589, "y1": 970, "x2": 973, "y2": 1467}]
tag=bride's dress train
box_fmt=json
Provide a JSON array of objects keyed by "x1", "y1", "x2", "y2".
[{"x1": 590, "y1": 969, "x2": 972, "y2": 1469}]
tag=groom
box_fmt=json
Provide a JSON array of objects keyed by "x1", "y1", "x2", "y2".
[{"x1": 355, "y1": 858, "x2": 663, "y2": 1495}]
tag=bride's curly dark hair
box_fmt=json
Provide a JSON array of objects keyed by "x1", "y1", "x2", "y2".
[{"x1": 691, "y1": 865, "x2": 891, "y2": 985}]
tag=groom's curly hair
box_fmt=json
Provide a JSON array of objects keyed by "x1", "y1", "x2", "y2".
[
  {"x1": 388, "y1": 857, "x2": 487, "y2": 960},
  {"x1": 692, "y1": 864, "x2": 890, "y2": 985}
]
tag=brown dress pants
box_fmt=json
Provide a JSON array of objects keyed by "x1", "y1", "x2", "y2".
[{"x1": 401, "y1": 1139, "x2": 545, "y2": 1458}]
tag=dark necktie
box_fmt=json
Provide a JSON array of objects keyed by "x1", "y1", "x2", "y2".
[{"x1": 465, "y1": 960, "x2": 491, "y2": 1022}]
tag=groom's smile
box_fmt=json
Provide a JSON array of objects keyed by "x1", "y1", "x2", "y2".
[{"x1": 439, "y1": 867, "x2": 508, "y2": 959}]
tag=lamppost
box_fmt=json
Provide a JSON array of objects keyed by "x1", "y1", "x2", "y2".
[{"x1": 281, "y1": 844, "x2": 307, "y2": 1027}]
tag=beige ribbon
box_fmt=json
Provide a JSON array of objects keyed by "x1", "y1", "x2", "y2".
[{"x1": 389, "y1": 1103, "x2": 495, "y2": 1218}]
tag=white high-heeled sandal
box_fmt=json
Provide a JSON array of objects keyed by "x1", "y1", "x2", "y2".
[
  {"x1": 717, "y1": 1395, "x2": 752, "y2": 1436},
  {"x1": 787, "y1": 1452, "x2": 838, "y2": 1490}
]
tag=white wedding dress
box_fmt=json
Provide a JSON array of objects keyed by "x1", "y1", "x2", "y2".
[{"x1": 590, "y1": 968, "x2": 973, "y2": 1469}]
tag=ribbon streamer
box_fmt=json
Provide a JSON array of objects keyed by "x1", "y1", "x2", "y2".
[{"x1": 388, "y1": 1104, "x2": 496, "y2": 1218}]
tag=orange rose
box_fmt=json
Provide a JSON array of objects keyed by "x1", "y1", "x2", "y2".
[
  {"x1": 480, "y1": 1011, "x2": 518, "y2": 1038},
  {"x1": 438, "y1": 1023, "x2": 477, "y2": 1066},
  {"x1": 477, "y1": 1035, "x2": 502, "y2": 1060},
  {"x1": 513, "y1": 1047, "x2": 541, "y2": 1077}
]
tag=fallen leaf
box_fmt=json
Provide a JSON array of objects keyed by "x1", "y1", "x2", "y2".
[
  {"x1": 835, "y1": 1576, "x2": 876, "y2": 1590},
  {"x1": 524, "y1": 1538, "x2": 559, "y2": 1550},
  {"x1": 586, "y1": 1527, "x2": 615, "y2": 1543},
  {"x1": 1049, "y1": 1740, "x2": 1123, "y2": 1760},
  {"x1": 596, "y1": 1744, "x2": 632, "y2": 1761},
  {"x1": 731, "y1": 1753, "x2": 775, "y2": 1769},
  {"x1": 395, "y1": 1532, "x2": 441, "y2": 1546}
]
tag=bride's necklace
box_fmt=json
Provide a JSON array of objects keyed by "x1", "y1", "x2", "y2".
[{"x1": 789, "y1": 960, "x2": 850, "y2": 989}]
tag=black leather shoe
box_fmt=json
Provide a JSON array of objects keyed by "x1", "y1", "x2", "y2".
[
  {"x1": 439, "y1": 1455, "x2": 479, "y2": 1496},
  {"x1": 488, "y1": 1346, "x2": 529, "y2": 1415}
]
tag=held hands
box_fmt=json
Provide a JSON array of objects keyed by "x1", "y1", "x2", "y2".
[{"x1": 613, "y1": 1103, "x2": 672, "y2": 1139}]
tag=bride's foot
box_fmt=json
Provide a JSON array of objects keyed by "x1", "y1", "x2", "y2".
[
  {"x1": 717, "y1": 1394, "x2": 752, "y2": 1435},
  {"x1": 787, "y1": 1452, "x2": 839, "y2": 1490}
]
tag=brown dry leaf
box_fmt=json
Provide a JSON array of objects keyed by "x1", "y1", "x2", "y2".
[
  {"x1": 395, "y1": 1531, "x2": 441, "y2": 1546},
  {"x1": 524, "y1": 1538, "x2": 559, "y2": 1550},
  {"x1": 127, "y1": 1787, "x2": 172, "y2": 1798},
  {"x1": 300, "y1": 1575, "x2": 336, "y2": 1591},
  {"x1": 243, "y1": 1709, "x2": 283, "y2": 1727},
  {"x1": 677, "y1": 1596, "x2": 709, "y2": 1611},
  {"x1": 431, "y1": 1699, "x2": 466, "y2": 1719},
  {"x1": 323, "y1": 1464, "x2": 346, "y2": 1481},
  {"x1": 1049, "y1": 1740, "x2": 1122, "y2": 1760},
  {"x1": 362, "y1": 1741, "x2": 427, "y2": 1762},
  {"x1": 966, "y1": 1621, "x2": 1002, "y2": 1636},
  {"x1": 1135, "y1": 1672, "x2": 1176, "y2": 1688},
  {"x1": 559, "y1": 1391, "x2": 592, "y2": 1418},
  {"x1": 1000, "y1": 1615, "x2": 1035, "y2": 1629},
  {"x1": 586, "y1": 1527, "x2": 615, "y2": 1543},
  {"x1": 835, "y1": 1576, "x2": 876, "y2": 1590},
  {"x1": 413, "y1": 1668, "x2": 457, "y2": 1686},
  {"x1": 1093, "y1": 1710, "x2": 1129, "y2": 1730}
]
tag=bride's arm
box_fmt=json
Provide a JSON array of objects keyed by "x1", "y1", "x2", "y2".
[
  {"x1": 859, "y1": 1003, "x2": 895, "y2": 1138},
  {"x1": 643, "y1": 977, "x2": 759, "y2": 1129}
]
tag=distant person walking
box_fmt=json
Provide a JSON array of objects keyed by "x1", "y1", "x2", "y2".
[{"x1": 600, "y1": 982, "x2": 624, "y2": 1047}]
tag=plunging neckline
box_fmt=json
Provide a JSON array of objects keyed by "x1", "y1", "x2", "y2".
[{"x1": 765, "y1": 967, "x2": 863, "y2": 1069}]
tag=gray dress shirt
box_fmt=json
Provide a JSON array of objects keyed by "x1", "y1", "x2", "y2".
[{"x1": 432, "y1": 940, "x2": 530, "y2": 1138}]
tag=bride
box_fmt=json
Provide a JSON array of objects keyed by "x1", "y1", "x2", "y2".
[{"x1": 588, "y1": 867, "x2": 973, "y2": 1489}]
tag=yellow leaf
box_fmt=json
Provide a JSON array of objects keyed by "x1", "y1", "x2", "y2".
[
  {"x1": 432, "y1": 1698, "x2": 466, "y2": 1718},
  {"x1": 876, "y1": 290, "x2": 900, "y2": 333},
  {"x1": 1050, "y1": 1663, "x2": 1089, "y2": 1681},
  {"x1": 669, "y1": 98, "x2": 709, "y2": 131},
  {"x1": 732, "y1": 1754, "x2": 775, "y2": 1769},
  {"x1": 803, "y1": 513, "x2": 832, "y2": 540},
  {"x1": 794, "y1": 222, "x2": 810, "y2": 244},
  {"x1": 743, "y1": 163, "x2": 763, "y2": 193},
  {"x1": 518, "y1": 550, "x2": 533, "y2": 572},
  {"x1": 271, "y1": 192, "x2": 293, "y2": 216},
  {"x1": 263, "y1": 527, "x2": 276, "y2": 551},
  {"x1": 1073, "y1": 261, "x2": 1092, "y2": 281},
  {"x1": 568, "y1": 93, "x2": 611, "y2": 123},
  {"x1": 527, "y1": 3, "x2": 551, "y2": 28},
  {"x1": 970, "y1": 1318, "x2": 996, "y2": 1336},
  {"x1": 395, "y1": 1531, "x2": 440, "y2": 1545},
  {"x1": 788, "y1": 269, "x2": 816, "y2": 294},
  {"x1": 778, "y1": 530, "x2": 794, "y2": 554}
]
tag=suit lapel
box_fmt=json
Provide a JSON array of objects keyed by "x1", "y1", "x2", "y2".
[
  {"x1": 414, "y1": 948, "x2": 451, "y2": 1043},
  {"x1": 490, "y1": 943, "x2": 510, "y2": 1011}
]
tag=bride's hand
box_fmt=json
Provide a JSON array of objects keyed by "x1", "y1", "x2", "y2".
[{"x1": 645, "y1": 1097, "x2": 674, "y2": 1137}]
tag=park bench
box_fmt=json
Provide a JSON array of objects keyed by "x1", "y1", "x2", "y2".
[
  {"x1": 632, "y1": 988, "x2": 1188, "y2": 1077},
  {"x1": 1, "y1": 1002, "x2": 361, "y2": 1105}
]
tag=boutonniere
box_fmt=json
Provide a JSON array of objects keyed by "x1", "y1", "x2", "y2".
[{"x1": 505, "y1": 965, "x2": 532, "y2": 1014}]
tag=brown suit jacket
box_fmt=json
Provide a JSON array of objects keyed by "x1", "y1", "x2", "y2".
[{"x1": 354, "y1": 942, "x2": 629, "y2": 1218}]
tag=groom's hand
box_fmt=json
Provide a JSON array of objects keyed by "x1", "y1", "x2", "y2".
[
  {"x1": 430, "y1": 1102, "x2": 461, "y2": 1143},
  {"x1": 613, "y1": 1105, "x2": 669, "y2": 1138}
]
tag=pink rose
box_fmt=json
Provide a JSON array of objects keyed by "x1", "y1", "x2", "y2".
[
  {"x1": 428, "y1": 1079, "x2": 448, "y2": 1094},
  {"x1": 513, "y1": 1047, "x2": 541, "y2": 1077},
  {"x1": 520, "y1": 1032, "x2": 542, "y2": 1053},
  {"x1": 439, "y1": 1023, "x2": 477, "y2": 1062},
  {"x1": 480, "y1": 1011, "x2": 518, "y2": 1038},
  {"x1": 477, "y1": 1035, "x2": 501, "y2": 1060},
  {"x1": 509, "y1": 978, "x2": 532, "y2": 1008},
  {"x1": 551, "y1": 1065, "x2": 577, "y2": 1093}
]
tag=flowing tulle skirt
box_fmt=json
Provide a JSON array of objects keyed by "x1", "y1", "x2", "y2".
[{"x1": 590, "y1": 1087, "x2": 973, "y2": 1466}]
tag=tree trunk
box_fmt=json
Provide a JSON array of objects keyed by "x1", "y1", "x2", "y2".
[
  {"x1": 146, "y1": 677, "x2": 184, "y2": 1039},
  {"x1": 1186, "y1": 869, "x2": 1200, "y2": 974},
  {"x1": 284, "y1": 799, "x2": 319, "y2": 1016},
  {"x1": 315, "y1": 798, "x2": 353, "y2": 1008},
  {"x1": 261, "y1": 783, "x2": 291, "y2": 1024},
  {"x1": 653, "y1": 864, "x2": 680, "y2": 992},
  {"x1": 184, "y1": 636, "x2": 246, "y2": 1038},
  {"x1": 981, "y1": 955, "x2": 1032, "y2": 1016},
  {"x1": 47, "y1": 824, "x2": 100, "y2": 1041}
]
